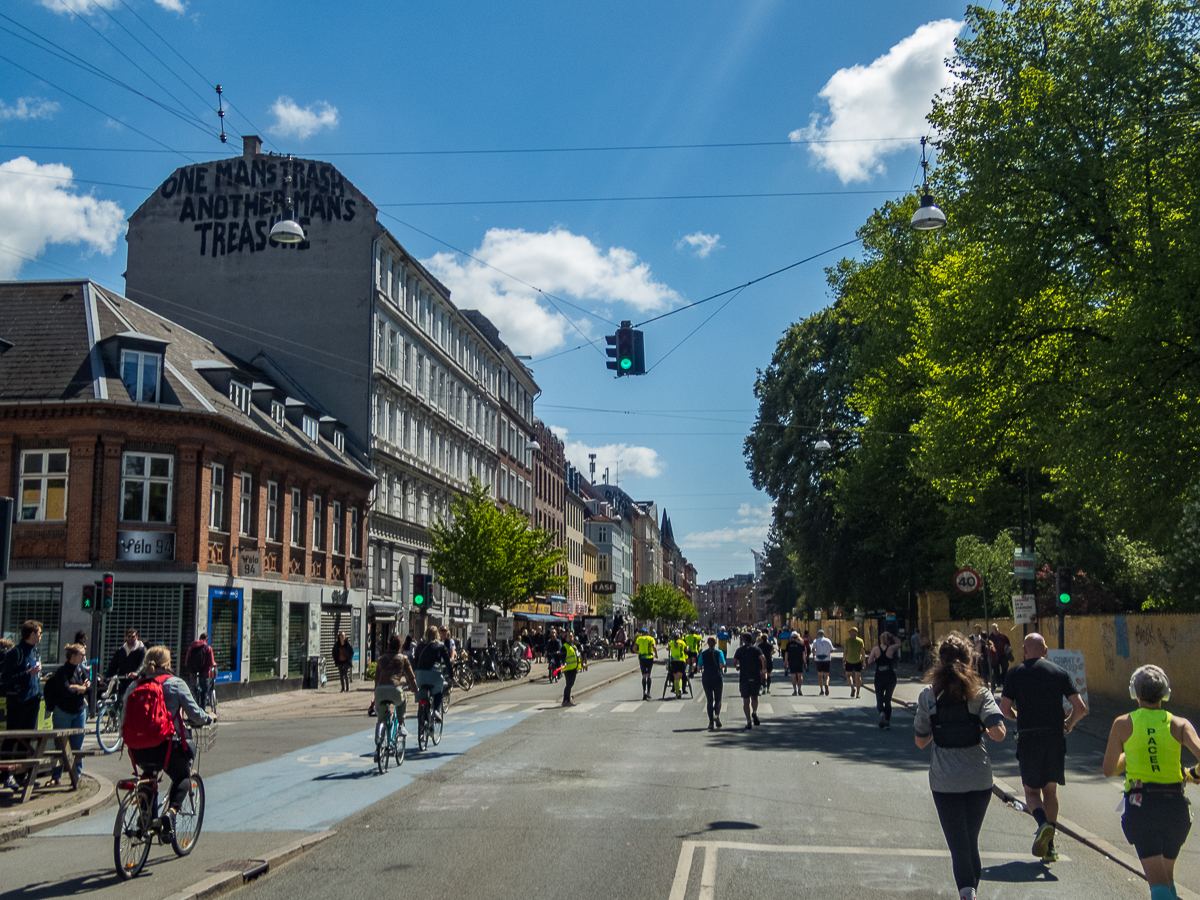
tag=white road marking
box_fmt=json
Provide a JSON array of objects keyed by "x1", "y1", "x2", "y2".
[
  {"x1": 565, "y1": 702, "x2": 599, "y2": 713},
  {"x1": 658, "y1": 704, "x2": 683, "y2": 714},
  {"x1": 478, "y1": 703, "x2": 520, "y2": 714},
  {"x1": 757, "y1": 702, "x2": 773, "y2": 715},
  {"x1": 612, "y1": 702, "x2": 644, "y2": 713}
]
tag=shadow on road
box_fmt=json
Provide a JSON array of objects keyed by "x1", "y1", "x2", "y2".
[
  {"x1": 679, "y1": 820, "x2": 763, "y2": 838},
  {"x1": 981, "y1": 861, "x2": 1058, "y2": 883},
  {"x1": 0, "y1": 869, "x2": 123, "y2": 900}
]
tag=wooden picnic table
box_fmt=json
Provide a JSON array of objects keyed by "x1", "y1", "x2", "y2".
[{"x1": 1, "y1": 728, "x2": 87, "y2": 803}]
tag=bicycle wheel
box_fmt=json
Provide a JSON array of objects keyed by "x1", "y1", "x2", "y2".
[
  {"x1": 207, "y1": 684, "x2": 218, "y2": 714},
  {"x1": 97, "y1": 701, "x2": 123, "y2": 754},
  {"x1": 392, "y1": 726, "x2": 406, "y2": 768},
  {"x1": 456, "y1": 664, "x2": 474, "y2": 691},
  {"x1": 113, "y1": 789, "x2": 153, "y2": 879},
  {"x1": 518, "y1": 657, "x2": 531, "y2": 677},
  {"x1": 431, "y1": 706, "x2": 443, "y2": 746},
  {"x1": 172, "y1": 775, "x2": 205, "y2": 856},
  {"x1": 375, "y1": 720, "x2": 387, "y2": 773},
  {"x1": 417, "y1": 705, "x2": 429, "y2": 752}
]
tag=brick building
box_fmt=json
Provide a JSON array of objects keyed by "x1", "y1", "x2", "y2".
[{"x1": 0, "y1": 281, "x2": 374, "y2": 694}]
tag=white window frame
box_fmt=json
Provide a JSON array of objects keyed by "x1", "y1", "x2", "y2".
[
  {"x1": 229, "y1": 381, "x2": 251, "y2": 415},
  {"x1": 239, "y1": 471, "x2": 253, "y2": 536},
  {"x1": 267, "y1": 480, "x2": 280, "y2": 542},
  {"x1": 120, "y1": 349, "x2": 162, "y2": 403},
  {"x1": 302, "y1": 415, "x2": 319, "y2": 442},
  {"x1": 332, "y1": 500, "x2": 343, "y2": 554},
  {"x1": 271, "y1": 400, "x2": 285, "y2": 426},
  {"x1": 209, "y1": 463, "x2": 225, "y2": 531},
  {"x1": 290, "y1": 487, "x2": 302, "y2": 546},
  {"x1": 312, "y1": 494, "x2": 323, "y2": 550},
  {"x1": 19, "y1": 449, "x2": 69, "y2": 522},
  {"x1": 333, "y1": 430, "x2": 345, "y2": 453}
]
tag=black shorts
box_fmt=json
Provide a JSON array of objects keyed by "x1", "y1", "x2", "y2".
[
  {"x1": 844, "y1": 661, "x2": 863, "y2": 672},
  {"x1": 816, "y1": 660, "x2": 831, "y2": 673},
  {"x1": 1016, "y1": 732, "x2": 1067, "y2": 788},
  {"x1": 639, "y1": 657, "x2": 654, "y2": 675},
  {"x1": 787, "y1": 663, "x2": 804, "y2": 675},
  {"x1": 739, "y1": 680, "x2": 761, "y2": 698},
  {"x1": 669, "y1": 660, "x2": 687, "y2": 675},
  {"x1": 1122, "y1": 789, "x2": 1192, "y2": 860}
]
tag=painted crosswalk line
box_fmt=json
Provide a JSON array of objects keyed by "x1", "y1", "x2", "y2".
[{"x1": 612, "y1": 702, "x2": 644, "y2": 713}]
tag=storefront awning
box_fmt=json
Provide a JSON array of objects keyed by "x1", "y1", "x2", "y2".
[
  {"x1": 369, "y1": 601, "x2": 402, "y2": 617},
  {"x1": 513, "y1": 612, "x2": 561, "y2": 623}
]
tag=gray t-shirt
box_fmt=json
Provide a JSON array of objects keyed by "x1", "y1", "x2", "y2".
[{"x1": 913, "y1": 685, "x2": 1005, "y2": 793}]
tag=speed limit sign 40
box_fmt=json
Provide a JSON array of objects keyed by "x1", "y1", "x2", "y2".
[{"x1": 954, "y1": 568, "x2": 982, "y2": 594}]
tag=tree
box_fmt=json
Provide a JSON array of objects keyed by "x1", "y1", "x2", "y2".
[
  {"x1": 630, "y1": 583, "x2": 695, "y2": 625},
  {"x1": 429, "y1": 476, "x2": 567, "y2": 617}
]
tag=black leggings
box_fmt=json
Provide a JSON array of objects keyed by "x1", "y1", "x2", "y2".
[
  {"x1": 702, "y1": 678, "x2": 723, "y2": 721},
  {"x1": 130, "y1": 740, "x2": 194, "y2": 810},
  {"x1": 563, "y1": 669, "x2": 578, "y2": 703},
  {"x1": 932, "y1": 789, "x2": 993, "y2": 890},
  {"x1": 875, "y1": 670, "x2": 897, "y2": 721}
]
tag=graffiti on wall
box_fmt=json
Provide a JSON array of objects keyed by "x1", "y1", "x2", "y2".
[{"x1": 157, "y1": 157, "x2": 358, "y2": 257}]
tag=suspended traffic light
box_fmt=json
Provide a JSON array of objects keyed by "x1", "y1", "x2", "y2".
[
  {"x1": 1056, "y1": 566, "x2": 1073, "y2": 607},
  {"x1": 605, "y1": 321, "x2": 646, "y2": 376}
]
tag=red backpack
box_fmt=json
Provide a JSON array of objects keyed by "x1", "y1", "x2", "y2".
[{"x1": 122, "y1": 674, "x2": 177, "y2": 749}]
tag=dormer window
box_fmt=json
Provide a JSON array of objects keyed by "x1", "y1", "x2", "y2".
[
  {"x1": 302, "y1": 415, "x2": 319, "y2": 442},
  {"x1": 229, "y1": 380, "x2": 251, "y2": 415},
  {"x1": 333, "y1": 430, "x2": 345, "y2": 453},
  {"x1": 121, "y1": 350, "x2": 161, "y2": 402},
  {"x1": 271, "y1": 400, "x2": 285, "y2": 426}
]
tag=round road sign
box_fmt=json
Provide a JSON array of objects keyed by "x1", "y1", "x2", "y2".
[{"x1": 953, "y1": 568, "x2": 983, "y2": 594}]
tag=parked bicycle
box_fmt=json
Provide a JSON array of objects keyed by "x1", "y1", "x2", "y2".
[
  {"x1": 452, "y1": 657, "x2": 475, "y2": 691},
  {"x1": 415, "y1": 687, "x2": 443, "y2": 752},
  {"x1": 113, "y1": 724, "x2": 215, "y2": 879},
  {"x1": 373, "y1": 693, "x2": 406, "y2": 774}
]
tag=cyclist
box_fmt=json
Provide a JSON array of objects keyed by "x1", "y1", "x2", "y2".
[
  {"x1": 668, "y1": 631, "x2": 689, "y2": 699},
  {"x1": 437, "y1": 626, "x2": 456, "y2": 661},
  {"x1": 636, "y1": 628, "x2": 658, "y2": 701},
  {"x1": 103, "y1": 628, "x2": 146, "y2": 698},
  {"x1": 684, "y1": 628, "x2": 702, "y2": 677},
  {"x1": 374, "y1": 634, "x2": 417, "y2": 738},
  {"x1": 413, "y1": 626, "x2": 451, "y2": 718},
  {"x1": 120, "y1": 646, "x2": 214, "y2": 841}
]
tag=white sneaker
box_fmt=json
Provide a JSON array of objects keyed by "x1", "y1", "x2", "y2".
[{"x1": 399, "y1": 725, "x2": 410, "y2": 737}]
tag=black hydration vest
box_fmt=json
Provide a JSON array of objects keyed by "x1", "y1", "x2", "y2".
[{"x1": 930, "y1": 692, "x2": 984, "y2": 748}]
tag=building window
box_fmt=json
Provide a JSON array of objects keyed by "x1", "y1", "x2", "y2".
[
  {"x1": 312, "y1": 494, "x2": 323, "y2": 550},
  {"x1": 239, "y1": 472, "x2": 253, "y2": 536},
  {"x1": 271, "y1": 400, "x2": 285, "y2": 426},
  {"x1": 120, "y1": 453, "x2": 173, "y2": 524},
  {"x1": 388, "y1": 330, "x2": 400, "y2": 372},
  {"x1": 120, "y1": 350, "x2": 161, "y2": 403},
  {"x1": 349, "y1": 508, "x2": 359, "y2": 557},
  {"x1": 302, "y1": 415, "x2": 319, "y2": 442},
  {"x1": 229, "y1": 381, "x2": 251, "y2": 415},
  {"x1": 404, "y1": 342, "x2": 413, "y2": 384},
  {"x1": 19, "y1": 450, "x2": 69, "y2": 521},
  {"x1": 267, "y1": 480, "x2": 279, "y2": 541},
  {"x1": 209, "y1": 463, "x2": 225, "y2": 530},
  {"x1": 378, "y1": 544, "x2": 392, "y2": 596},
  {"x1": 386, "y1": 400, "x2": 396, "y2": 443},
  {"x1": 333, "y1": 430, "x2": 345, "y2": 453},
  {"x1": 290, "y1": 488, "x2": 302, "y2": 546},
  {"x1": 332, "y1": 501, "x2": 343, "y2": 554},
  {"x1": 376, "y1": 319, "x2": 386, "y2": 366}
]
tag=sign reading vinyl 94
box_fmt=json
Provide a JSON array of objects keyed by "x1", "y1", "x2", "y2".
[{"x1": 953, "y1": 567, "x2": 982, "y2": 594}]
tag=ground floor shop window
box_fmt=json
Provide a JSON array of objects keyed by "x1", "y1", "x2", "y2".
[
  {"x1": 287, "y1": 604, "x2": 308, "y2": 678},
  {"x1": 99, "y1": 583, "x2": 193, "y2": 673},
  {"x1": 249, "y1": 590, "x2": 282, "y2": 680},
  {"x1": 208, "y1": 588, "x2": 241, "y2": 681},
  {"x1": 2, "y1": 585, "x2": 62, "y2": 664}
]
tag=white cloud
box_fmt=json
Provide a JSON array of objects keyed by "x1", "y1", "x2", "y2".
[
  {"x1": 41, "y1": 0, "x2": 183, "y2": 13},
  {"x1": 676, "y1": 232, "x2": 721, "y2": 258},
  {"x1": 268, "y1": 97, "x2": 339, "y2": 140},
  {"x1": 423, "y1": 227, "x2": 681, "y2": 356},
  {"x1": 792, "y1": 18, "x2": 963, "y2": 183},
  {"x1": 551, "y1": 426, "x2": 663, "y2": 480},
  {"x1": 0, "y1": 98, "x2": 60, "y2": 121},
  {"x1": 0, "y1": 157, "x2": 126, "y2": 279},
  {"x1": 679, "y1": 504, "x2": 772, "y2": 550}
]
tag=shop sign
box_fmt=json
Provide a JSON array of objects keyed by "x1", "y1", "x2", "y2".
[{"x1": 116, "y1": 530, "x2": 175, "y2": 562}]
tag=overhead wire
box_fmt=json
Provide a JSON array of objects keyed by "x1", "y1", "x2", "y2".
[{"x1": 378, "y1": 188, "x2": 901, "y2": 208}]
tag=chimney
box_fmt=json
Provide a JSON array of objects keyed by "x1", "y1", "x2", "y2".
[{"x1": 243, "y1": 135, "x2": 262, "y2": 157}]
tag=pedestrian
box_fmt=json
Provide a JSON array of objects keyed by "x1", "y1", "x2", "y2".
[
  {"x1": 45, "y1": 643, "x2": 90, "y2": 786},
  {"x1": 913, "y1": 632, "x2": 1007, "y2": 900},
  {"x1": 811, "y1": 629, "x2": 833, "y2": 696},
  {"x1": 843, "y1": 626, "x2": 865, "y2": 698},
  {"x1": 911, "y1": 628, "x2": 924, "y2": 671},
  {"x1": 784, "y1": 629, "x2": 807, "y2": 696},
  {"x1": 756, "y1": 632, "x2": 775, "y2": 694},
  {"x1": 613, "y1": 624, "x2": 627, "y2": 662},
  {"x1": 183, "y1": 632, "x2": 216, "y2": 710},
  {"x1": 970, "y1": 625, "x2": 987, "y2": 680},
  {"x1": 866, "y1": 631, "x2": 901, "y2": 729},
  {"x1": 699, "y1": 636, "x2": 725, "y2": 730},
  {"x1": 1103, "y1": 665, "x2": 1200, "y2": 900},
  {"x1": 732, "y1": 632, "x2": 766, "y2": 730},
  {"x1": 560, "y1": 631, "x2": 587, "y2": 706},
  {"x1": 999, "y1": 632, "x2": 1088, "y2": 863},
  {"x1": 802, "y1": 630, "x2": 812, "y2": 671},
  {"x1": 333, "y1": 631, "x2": 354, "y2": 692},
  {"x1": 0, "y1": 621, "x2": 44, "y2": 776},
  {"x1": 717, "y1": 626, "x2": 730, "y2": 658},
  {"x1": 987, "y1": 624, "x2": 1011, "y2": 692},
  {"x1": 545, "y1": 627, "x2": 563, "y2": 682}
]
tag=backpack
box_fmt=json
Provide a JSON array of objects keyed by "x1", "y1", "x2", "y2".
[
  {"x1": 122, "y1": 674, "x2": 177, "y2": 749},
  {"x1": 184, "y1": 644, "x2": 209, "y2": 675},
  {"x1": 930, "y1": 692, "x2": 985, "y2": 748}
]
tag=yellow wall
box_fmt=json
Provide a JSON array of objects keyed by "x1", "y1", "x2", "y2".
[{"x1": 929, "y1": 614, "x2": 1200, "y2": 705}]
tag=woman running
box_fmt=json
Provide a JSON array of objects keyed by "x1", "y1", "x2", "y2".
[
  {"x1": 913, "y1": 633, "x2": 1006, "y2": 900},
  {"x1": 699, "y1": 636, "x2": 726, "y2": 731},
  {"x1": 1103, "y1": 665, "x2": 1200, "y2": 900},
  {"x1": 866, "y1": 631, "x2": 901, "y2": 729}
]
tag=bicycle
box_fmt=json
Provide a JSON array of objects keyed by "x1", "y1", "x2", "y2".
[
  {"x1": 415, "y1": 687, "x2": 443, "y2": 752},
  {"x1": 452, "y1": 657, "x2": 475, "y2": 691},
  {"x1": 113, "y1": 724, "x2": 214, "y2": 880},
  {"x1": 184, "y1": 670, "x2": 218, "y2": 714},
  {"x1": 95, "y1": 679, "x2": 126, "y2": 754},
  {"x1": 373, "y1": 695, "x2": 406, "y2": 774}
]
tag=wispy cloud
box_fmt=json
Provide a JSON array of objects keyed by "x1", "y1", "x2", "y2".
[
  {"x1": 268, "y1": 97, "x2": 339, "y2": 140},
  {"x1": 0, "y1": 98, "x2": 60, "y2": 121},
  {"x1": 0, "y1": 157, "x2": 126, "y2": 279},
  {"x1": 676, "y1": 232, "x2": 722, "y2": 258},
  {"x1": 551, "y1": 426, "x2": 663, "y2": 480},
  {"x1": 680, "y1": 504, "x2": 772, "y2": 550},
  {"x1": 792, "y1": 18, "x2": 962, "y2": 184},
  {"x1": 423, "y1": 227, "x2": 681, "y2": 356}
]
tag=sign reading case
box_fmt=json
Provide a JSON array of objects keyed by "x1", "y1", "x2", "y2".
[{"x1": 117, "y1": 530, "x2": 175, "y2": 562}]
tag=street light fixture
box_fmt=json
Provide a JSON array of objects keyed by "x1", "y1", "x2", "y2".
[
  {"x1": 910, "y1": 137, "x2": 947, "y2": 232},
  {"x1": 269, "y1": 171, "x2": 305, "y2": 244}
]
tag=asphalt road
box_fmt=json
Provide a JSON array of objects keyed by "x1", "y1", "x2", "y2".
[{"x1": 1, "y1": 667, "x2": 1156, "y2": 900}]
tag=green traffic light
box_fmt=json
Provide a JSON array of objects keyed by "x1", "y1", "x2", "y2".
[
  {"x1": 414, "y1": 594, "x2": 425, "y2": 606},
  {"x1": 620, "y1": 357, "x2": 632, "y2": 370},
  {"x1": 1058, "y1": 592, "x2": 1070, "y2": 605}
]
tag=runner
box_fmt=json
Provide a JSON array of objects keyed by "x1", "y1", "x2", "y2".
[
  {"x1": 635, "y1": 628, "x2": 658, "y2": 701},
  {"x1": 866, "y1": 631, "x2": 901, "y2": 729},
  {"x1": 757, "y1": 632, "x2": 775, "y2": 694},
  {"x1": 667, "y1": 631, "x2": 689, "y2": 699},
  {"x1": 732, "y1": 632, "x2": 767, "y2": 729},
  {"x1": 699, "y1": 636, "x2": 726, "y2": 731},
  {"x1": 802, "y1": 630, "x2": 812, "y2": 672},
  {"x1": 1103, "y1": 665, "x2": 1200, "y2": 900},
  {"x1": 1000, "y1": 632, "x2": 1089, "y2": 863},
  {"x1": 784, "y1": 629, "x2": 807, "y2": 695},
  {"x1": 717, "y1": 626, "x2": 731, "y2": 658},
  {"x1": 685, "y1": 628, "x2": 702, "y2": 677},
  {"x1": 811, "y1": 629, "x2": 834, "y2": 696},
  {"x1": 843, "y1": 627, "x2": 865, "y2": 698}
]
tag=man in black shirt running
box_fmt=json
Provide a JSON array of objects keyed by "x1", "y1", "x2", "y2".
[
  {"x1": 1001, "y1": 632, "x2": 1088, "y2": 863},
  {"x1": 732, "y1": 633, "x2": 767, "y2": 730}
]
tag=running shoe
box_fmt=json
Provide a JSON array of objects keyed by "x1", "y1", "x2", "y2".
[
  {"x1": 744, "y1": 723, "x2": 752, "y2": 730},
  {"x1": 752, "y1": 713, "x2": 761, "y2": 726},
  {"x1": 708, "y1": 722, "x2": 715, "y2": 731},
  {"x1": 399, "y1": 725, "x2": 410, "y2": 737},
  {"x1": 716, "y1": 717, "x2": 722, "y2": 728},
  {"x1": 1042, "y1": 843, "x2": 1059, "y2": 864},
  {"x1": 1032, "y1": 823, "x2": 1056, "y2": 858}
]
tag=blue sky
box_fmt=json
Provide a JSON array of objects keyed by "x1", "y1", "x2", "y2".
[{"x1": 0, "y1": 0, "x2": 971, "y2": 581}]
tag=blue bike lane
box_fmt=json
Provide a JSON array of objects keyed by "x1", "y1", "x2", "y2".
[{"x1": 40, "y1": 707, "x2": 544, "y2": 836}]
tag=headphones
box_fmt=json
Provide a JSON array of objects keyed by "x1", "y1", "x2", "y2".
[{"x1": 1129, "y1": 666, "x2": 1171, "y2": 702}]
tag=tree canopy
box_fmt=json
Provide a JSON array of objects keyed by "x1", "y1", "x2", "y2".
[{"x1": 630, "y1": 582, "x2": 698, "y2": 625}]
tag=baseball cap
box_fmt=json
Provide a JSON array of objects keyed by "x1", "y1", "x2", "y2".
[{"x1": 817, "y1": 629, "x2": 825, "y2": 636}]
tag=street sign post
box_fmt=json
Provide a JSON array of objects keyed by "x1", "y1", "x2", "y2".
[
  {"x1": 1011, "y1": 594, "x2": 1036, "y2": 625},
  {"x1": 1013, "y1": 550, "x2": 1036, "y2": 581},
  {"x1": 953, "y1": 568, "x2": 982, "y2": 594},
  {"x1": 496, "y1": 617, "x2": 514, "y2": 641}
]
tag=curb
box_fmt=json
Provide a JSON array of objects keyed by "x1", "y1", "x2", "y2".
[
  {"x1": 161, "y1": 830, "x2": 337, "y2": 900},
  {"x1": 0, "y1": 770, "x2": 116, "y2": 845}
]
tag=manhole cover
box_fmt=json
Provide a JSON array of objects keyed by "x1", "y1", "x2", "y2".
[{"x1": 207, "y1": 859, "x2": 265, "y2": 873}]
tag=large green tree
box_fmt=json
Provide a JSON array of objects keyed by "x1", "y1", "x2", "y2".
[
  {"x1": 629, "y1": 583, "x2": 697, "y2": 625},
  {"x1": 429, "y1": 477, "x2": 566, "y2": 616}
]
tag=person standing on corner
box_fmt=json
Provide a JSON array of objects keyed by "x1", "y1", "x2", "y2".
[
  {"x1": 1000, "y1": 632, "x2": 1088, "y2": 863},
  {"x1": 988, "y1": 624, "x2": 1011, "y2": 692},
  {"x1": 732, "y1": 632, "x2": 766, "y2": 730},
  {"x1": 866, "y1": 631, "x2": 901, "y2": 729},
  {"x1": 914, "y1": 632, "x2": 1007, "y2": 900},
  {"x1": 45, "y1": 642, "x2": 90, "y2": 786},
  {"x1": 843, "y1": 627, "x2": 865, "y2": 698},
  {"x1": 1103, "y1": 665, "x2": 1200, "y2": 900},
  {"x1": 333, "y1": 631, "x2": 354, "y2": 692},
  {"x1": 811, "y1": 629, "x2": 834, "y2": 696},
  {"x1": 699, "y1": 636, "x2": 726, "y2": 730},
  {"x1": 560, "y1": 631, "x2": 587, "y2": 706},
  {"x1": 0, "y1": 621, "x2": 44, "y2": 787}
]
